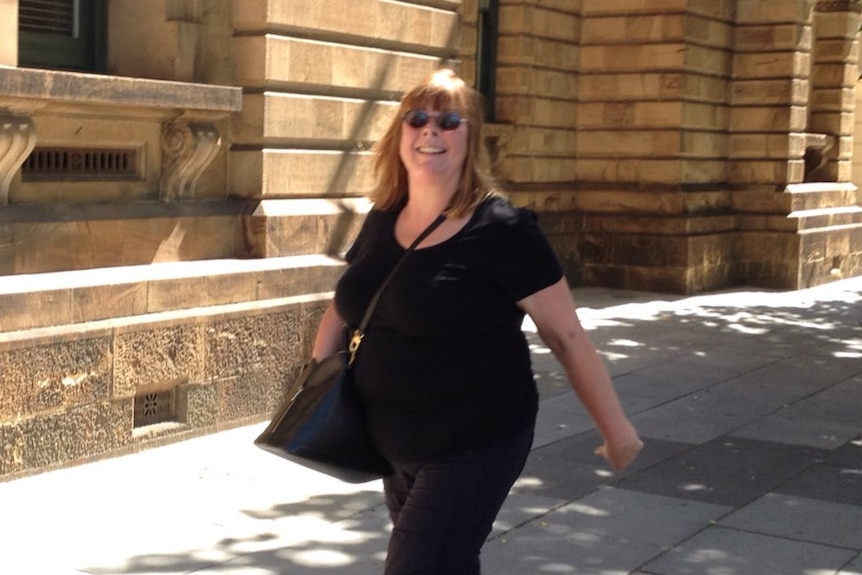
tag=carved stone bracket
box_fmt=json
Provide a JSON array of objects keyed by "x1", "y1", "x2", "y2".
[
  {"x1": 0, "y1": 113, "x2": 37, "y2": 206},
  {"x1": 159, "y1": 121, "x2": 221, "y2": 201}
]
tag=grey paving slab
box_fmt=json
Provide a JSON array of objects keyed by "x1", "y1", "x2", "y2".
[
  {"x1": 681, "y1": 436, "x2": 828, "y2": 477},
  {"x1": 532, "y1": 392, "x2": 597, "y2": 449},
  {"x1": 676, "y1": 345, "x2": 785, "y2": 376},
  {"x1": 720, "y1": 492, "x2": 862, "y2": 550},
  {"x1": 492, "y1": 490, "x2": 567, "y2": 537},
  {"x1": 552, "y1": 487, "x2": 732, "y2": 546},
  {"x1": 620, "y1": 359, "x2": 736, "y2": 392},
  {"x1": 616, "y1": 451, "x2": 789, "y2": 507},
  {"x1": 627, "y1": 399, "x2": 756, "y2": 445},
  {"x1": 515, "y1": 431, "x2": 691, "y2": 501},
  {"x1": 481, "y1": 514, "x2": 663, "y2": 575},
  {"x1": 642, "y1": 526, "x2": 858, "y2": 575},
  {"x1": 776, "y1": 463, "x2": 862, "y2": 505},
  {"x1": 839, "y1": 552, "x2": 862, "y2": 575},
  {"x1": 827, "y1": 435, "x2": 862, "y2": 467},
  {"x1": 733, "y1": 409, "x2": 862, "y2": 450}
]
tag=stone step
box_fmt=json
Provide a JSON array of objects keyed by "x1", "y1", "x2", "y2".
[
  {"x1": 785, "y1": 182, "x2": 860, "y2": 212},
  {"x1": 0, "y1": 254, "x2": 344, "y2": 333},
  {"x1": 789, "y1": 205, "x2": 862, "y2": 230}
]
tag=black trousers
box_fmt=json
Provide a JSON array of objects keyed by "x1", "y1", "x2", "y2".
[{"x1": 382, "y1": 425, "x2": 534, "y2": 575}]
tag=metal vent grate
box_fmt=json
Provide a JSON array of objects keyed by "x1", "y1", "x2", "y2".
[
  {"x1": 134, "y1": 389, "x2": 177, "y2": 428},
  {"x1": 19, "y1": 0, "x2": 76, "y2": 36},
  {"x1": 22, "y1": 147, "x2": 140, "y2": 181}
]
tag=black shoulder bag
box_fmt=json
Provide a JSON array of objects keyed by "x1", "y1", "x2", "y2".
[{"x1": 254, "y1": 213, "x2": 447, "y2": 483}]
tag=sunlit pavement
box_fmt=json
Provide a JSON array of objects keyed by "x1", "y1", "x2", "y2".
[{"x1": 2, "y1": 277, "x2": 861, "y2": 574}]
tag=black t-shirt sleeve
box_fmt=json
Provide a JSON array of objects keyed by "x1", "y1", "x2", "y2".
[{"x1": 488, "y1": 205, "x2": 564, "y2": 302}]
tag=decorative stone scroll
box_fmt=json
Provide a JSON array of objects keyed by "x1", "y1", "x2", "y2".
[
  {"x1": 0, "y1": 114, "x2": 37, "y2": 206},
  {"x1": 159, "y1": 121, "x2": 221, "y2": 201}
]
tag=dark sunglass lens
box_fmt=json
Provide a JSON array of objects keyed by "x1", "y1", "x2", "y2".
[
  {"x1": 405, "y1": 110, "x2": 429, "y2": 128},
  {"x1": 438, "y1": 113, "x2": 462, "y2": 131}
]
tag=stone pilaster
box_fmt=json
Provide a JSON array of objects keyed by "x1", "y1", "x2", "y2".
[{"x1": 810, "y1": 0, "x2": 862, "y2": 182}]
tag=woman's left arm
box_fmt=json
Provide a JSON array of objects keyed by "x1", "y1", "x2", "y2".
[{"x1": 519, "y1": 277, "x2": 643, "y2": 470}]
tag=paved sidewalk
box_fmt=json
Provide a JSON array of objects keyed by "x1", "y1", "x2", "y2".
[{"x1": 1, "y1": 278, "x2": 861, "y2": 574}]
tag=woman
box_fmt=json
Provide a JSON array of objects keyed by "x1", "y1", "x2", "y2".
[{"x1": 311, "y1": 69, "x2": 643, "y2": 574}]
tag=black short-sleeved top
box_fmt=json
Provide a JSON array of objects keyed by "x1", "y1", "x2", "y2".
[{"x1": 334, "y1": 195, "x2": 563, "y2": 463}]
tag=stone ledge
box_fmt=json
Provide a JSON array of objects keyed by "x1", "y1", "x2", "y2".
[
  {"x1": 0, "y1": 65, "x2": 242, "y2": 119},
  {"x1": 0, "y1": 255, "x2": 344, "y2": 333}
]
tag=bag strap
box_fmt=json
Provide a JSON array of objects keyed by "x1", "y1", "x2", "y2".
[{"x1": 348, "y1": 212, "x2": 447, "y2": 364}]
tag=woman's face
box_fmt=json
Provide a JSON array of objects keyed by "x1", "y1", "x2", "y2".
[{"x1": 398, "y1": 108, "x2": 469, "y2": 185}]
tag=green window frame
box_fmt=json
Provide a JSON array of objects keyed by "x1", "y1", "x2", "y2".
[
  {"x1": 18, "y1": 0, "x2": 107, "y2": 72},
  {"x1": 477, "y1": 0, "x2": 499, "y2": 122}
]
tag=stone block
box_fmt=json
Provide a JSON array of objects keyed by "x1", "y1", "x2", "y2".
[
  {"x1": 624, "y1": 265, "x2": 690, "y2": 293},
  {"x1": 810, "y1": 62, "x2": 857, "y2": 88},
  {"x1": 178, "y1": 381, "x2": 217, "y2": 428},
  {"x1": 242, "y1": 198, "x2": 370, "y2": 258},
  {"x1": 682, "y1": 102, "x2": 729, "y2": 130},
  {"x1": 232, "y1": 0, "x2": 460, "y2": 51},
  {"x1": 217, "y1": 373, "x2": 273, "y2": 423},
  {"x1": 147, "y1": 272, "x2": 259, "y2": 313},
  {"x1": 257, "y1": 263, "x2": 343, "y2": 301},
  {"x1": 17, "y1": 400, "x2": 132, "y2": 473},
  {"x1": 735, "y1": 23, "x2": 812, "y2": 52},
  {"x1": 0, "y1": 289, "x2": 72, "y2": 331},
  {"x1": 686, "y1": 13, "x2": 734, "y2": 47},
  {"x1": 113, "y1": 322, "x2": 207, "y2": 398},
  {"x1": 581, "y1": 0, "x2": 687, "y2": 16},
  {"x1": 810, "y1": 86, "x2": 856, "y2": 112},
  {"x1": 728, "y1": 133, "x2": 802, "y2": 159},
  {"x1": 577, "y1": 130, "x2": 683, "y2": 157},
  {"x1": 504, "y1": 126, "x2": 576, "y2": 157},
  {"x1": 232, "y1": 35, "x2": 448, "y2": 92},
  {"x1": 813, "y1": 39, "x2": 858, "y2": 64},
  {"x1": 813, "y1": 10, "x2": 861, "y2": 40},
  {"x1": 205, "y1": 308, "x2": 303, "y2": 386},
  {"x1": 687, "y1": 44, "x2": 733, "y2": 76},
  {"x1": 730, "y1": 105, "x2": 807, "y2": 132},
  {"x1": 576, "y1": 158, "x2": 726, "y2": 185},
  {"x1": 496, "y1": 66, "x2": 578, "y2": 99},
  {"x1": 731, "y1": 78, "x2": 809, "y2": 106},
  {"x1": 579, "y1": 43, "x2": 687, "y2": 72},
  {"x1": 235, "y1": 93, "x2": 397, "y2": 145},
  {"x1": 733, "y1": 51, "x2": 810, "y2": 79},
  {"x1": 682, "y1": 130, "x2": 728, "y2": 157},
  {"x1": 0, "y1": 213, "x2": 239, "y2": 276},
  {"x1": 736, "y1": 0, "x2": 814, "y2": 25},
  {"x1": 728, "y1": 159, "x2": 804, "y2": 185},
  {"x1": 0, "y1": 330, "x2": 113, "y2": 420},
  {"x1": 500, "y1": 3, "x2": 578, "y2": 42},
  {"x1": 230, "y1": 149, "x2": 375, "y2": 199},
  {"x1": 581, "y1": 14, "x2": 686, "y2": 44}
]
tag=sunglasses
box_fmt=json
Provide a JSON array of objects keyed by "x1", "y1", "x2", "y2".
[{"x1": 403, "y1": 109, "x2": 467, "y2": 131}]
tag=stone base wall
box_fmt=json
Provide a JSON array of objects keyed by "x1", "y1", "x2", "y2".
[{"x1": 0, "y1": 257, "x2": 343, "y2": 481}]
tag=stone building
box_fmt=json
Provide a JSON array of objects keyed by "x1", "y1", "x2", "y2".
[{"x1": 1, "y1": 0, "x2": 861, "y2": 479}]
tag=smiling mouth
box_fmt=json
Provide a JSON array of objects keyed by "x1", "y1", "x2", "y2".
[{"x1": 417, "y1": 146, "x2": 445, "y2": 154}]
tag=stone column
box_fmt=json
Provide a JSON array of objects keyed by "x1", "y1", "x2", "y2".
[
  {"x1": 810, "y1": 0, "x2": 862, "y2": 182},
  {"x1": 729, "y1": 1, "x2": 814, "y2": 186}
]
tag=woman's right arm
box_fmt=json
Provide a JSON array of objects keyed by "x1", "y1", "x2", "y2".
[{"x1": 311, "y1": 301, "x2": 345, "y2": 361}]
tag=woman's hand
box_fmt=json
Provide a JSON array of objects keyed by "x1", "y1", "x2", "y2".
[{"x1": 594, "y1": 433, "x2": 644, "y2": 470}]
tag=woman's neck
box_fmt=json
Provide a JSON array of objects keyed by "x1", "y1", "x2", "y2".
[{"x1": 403, "y1": 176, "x2": 459, "y2": 220}]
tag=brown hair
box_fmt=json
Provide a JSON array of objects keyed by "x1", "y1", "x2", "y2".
[{"x1": 369, "y1": 69, "x2": 496, "y2": 218}]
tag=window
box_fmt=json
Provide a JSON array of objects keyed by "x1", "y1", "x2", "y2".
[
  {"x1": 18, "y1": 0, "x2": 107, "y2": 72},
  {"x1": 477, "y1": 0, "x2": 500, "y2": 122}
]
